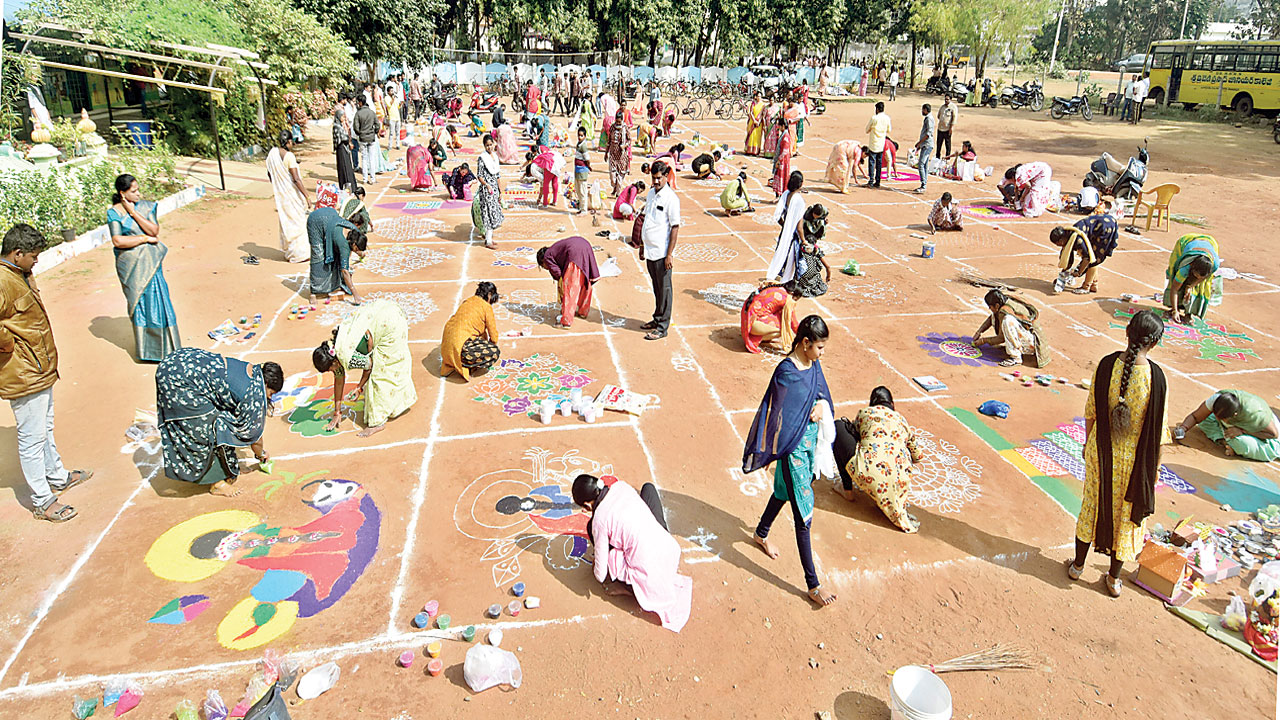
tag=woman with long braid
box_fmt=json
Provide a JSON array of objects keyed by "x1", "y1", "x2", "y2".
[{"x1": 1068, "y1": 309, "x2": 1167, "y2": 597}]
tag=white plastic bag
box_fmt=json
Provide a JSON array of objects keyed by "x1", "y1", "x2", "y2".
[
  {"x1": 1223, "y1": 594, "x2": 1247, "y2": 631},
  {"x1": 599, "y1": 257, "x2": 622, "y2": 278},
  {"x1": 463, "y1": 644, "x2": 523, "y2": 692}
]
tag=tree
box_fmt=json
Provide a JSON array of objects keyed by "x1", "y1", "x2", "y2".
[
  {"x1": 293, "y1": 0, "x2": 446, "y2": 70},
  {"x1": 910, "y1": 0, "x2": 963, "y2": 66}
]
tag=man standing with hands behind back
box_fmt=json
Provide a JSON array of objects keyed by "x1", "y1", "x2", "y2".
[
  {"x1": 0, "y1": 224, "x2": 93, "y2": 523},
  {"x1": 636, "y1": 161, "x2": 681, "y2": 341}
]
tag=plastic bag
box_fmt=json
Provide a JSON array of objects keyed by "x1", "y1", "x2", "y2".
[
  {"x1": 102, "y1": 679, "x2": 127, "y2": 707},
  {"x1": 174, "y1": 699, "x2": 198, "y2": 720},
  {"x1": 978, "y1": 400, "x2": 1010, "y2": 419},
  {"x1": 203, "y1": 689, "x2": 228, "y2": 720},
  {"x1": 72, "y1": 696, "x2": 98, "y2": 719},
  {"x1": 463, "y1": 644, "x2": 523, "y2": 693},
  {"x1": 114, "y1": 682, "x2": 142, "y2": 717},
  {"x1": 260, "y1": 649, "x2": 282, "y2": 687},
  {"x1": 277, "y1": 657, "x2": 302, "y2": 692},
  {"x1": 1223, "y1": 594, "x2": 1247, "y2": 631},
  {"x1": 599, "y1": 257, "x2": 622, "y2": 278}
]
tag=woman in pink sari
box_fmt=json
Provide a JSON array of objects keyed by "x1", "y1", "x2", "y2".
[
  {"x1": 769, "y1": 104, "x2": 798, "y2": 197},
  {"x1": 858, "y1": 66, "x2": 868, "y2": 96},
  {"x1": 1001, "y1": 161, "x2": 1054, "y2": 217},
  {"x1": 493, "y1": 124, "x2": 520, "y2": 164},
  {"x1": 573, "y1": 474, "x2": 692, "y2": 633},
  {"x1": 406, "y1": 144, "x2": 434, "y2": 190}
]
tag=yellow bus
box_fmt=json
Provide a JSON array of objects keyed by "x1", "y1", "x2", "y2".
[{"x1": 1145, "y1": 39, "x2": 1280, "y2": 116}]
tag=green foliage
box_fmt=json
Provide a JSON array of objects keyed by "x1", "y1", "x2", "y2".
[
  {"x1": 0, "y1": 145, "x2": 183, "y2": 242},
  {"x1": 912, "y1": 0, "x2": 1053, "y2": 76},
  {"x1": 1083, "y1": 81, "x2": 1103, "y2": 105},
  {"x1": 294, "y1": 0, "x2": 446, "y2": 68},
  {"x1": 1032, "y1": 0, "x2": 1219, "y2": 71},
  {"x1": 1, "y1": 53, "x2": 43, "y2": 142}
]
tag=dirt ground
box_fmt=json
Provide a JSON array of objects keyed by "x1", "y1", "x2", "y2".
[{"x1": 1, "y1": 88, "x2": 1278, "y2": 719}]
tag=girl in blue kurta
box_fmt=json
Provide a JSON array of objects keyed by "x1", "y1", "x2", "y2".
[{"x1": 742, "y1": 315, "x2": 837, "y2": 607}]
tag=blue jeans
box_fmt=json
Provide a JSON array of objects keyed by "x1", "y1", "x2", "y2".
[
  {"x1": 1121, "y1": 98, "x2": 1133, "y2": 121},
  {"x1": 360, "y1": 141, "x2": 378, "y2": 183},
  {"x1": 10, "y1": 387, "x2": 69, "y2": 510},
  {"x1": 918, "y1": 145, "x2": 933, "y2": 189}
]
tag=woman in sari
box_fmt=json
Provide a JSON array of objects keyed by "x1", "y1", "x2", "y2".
[
  {"x1": 768, "y1": 172, "x2": 806, "y2": 285},
  {"x1": 1068, "y1": 310, "x2": 1166, "y2": 597},
  {"x1": 472, "y1": 134, "x2": 504, "y2": 250},
  {"x1": 744, "y1": 92, "x2": 765, "y2": 156},
  {"x1": 537, "y1": 236, "x2": 600, "y2": 328},
  {"x1": 109, "y1": 174, "x2": 182, "y2": 362},
  {"x1": 1176, "y1": 389, "x2": 1280, "y2": 462},
  {"x1": 311, "y1": 299, "x2": 417, "y2": 437},
  {"x1": 835, "y1": 386, "x2": 922, "y2": 533},
  {"x1": 661, "y1": 105, "x2": 676, "y2": 136},
  {"x1": 598, "y1": 92, "x2": 620, "y2": 147},
  {"x1": 267, "y1": 130, "x2": 311, "y2": 263},
  {"x1": 824, "y1": 140, "x2": 864, "y2": 193},
  {"x1": 440, "y1": 282, "x2": 501, "y2": 381},
  {"x1": 720, "y1": 172, "x2": 753, "y2": 216},
  {"x1": 427, "y1": 137, "x2": 448, "y2": 166},
  {"x1": 972, "y1": 289, "x2": 1050, "y2": 368},
  {"x1": 647, "y1": 99, "x2": 663, "y2": 128},
  {"x1": 858, "y1": 65, "x2": 869, "y2": 96},
  {"x1": 741, "y1": 284, "x2": 798, "y2": 354},
  {"x1": 578, "y1": 97, "x2": 597, "y2": 146},
  {"x1": 572, "y1": 473, "x2": 693, "y2": 632},
  {"x1": 1000, "y1": 162, "x2": 1054, "y2": 217},
  {"x1": 743, "y1": 315, "x2": 838, "y2": 607},
  {"x1": 156, "y1": 348, "x2": 283, "y2": 496},
  {"x1": 606, "y1": 110, "x2": 632, "y2": 196},
  {"x1": 768, "y1": 104, "x2": 797, "y2": 197},
  {"x1": 306, "y1": 205, "x2": 367, "y2": 305},
  {"x1": 406, "y1": 144, "x2": 434, "y2": 190},
  {"x1": 1163, "y1": 233, "x2": 1222, "y2": 323},
  {"x1": 494, "y1": 121, "x2": 520, "y2": 164},
  {"x1": 340, "y1": 187, "x2": 371, "y2": 233},
  {"x1": 761, "y1": 100, "x2": 781, "y2": 159}
]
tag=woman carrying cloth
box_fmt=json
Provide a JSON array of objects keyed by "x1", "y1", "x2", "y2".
[
  {"x1": 1163, "y1": 233, "x2": 1222, "y2": 323},
  {"x1": 1068, "y1": 310, "x2": 1167, "y2": 597},
  {"x1": 834, "y1": 386, "x2": 922, "y2": 533},
  {"x1": 266, "y1": 130, "x2": 312, "y2": 263},
  {"x1": 972, "y1": 289, "x2": 1050, "y2": 368},
  {"x1": 156, "y1": 348, "x2": 283, "y2": 496},
  {"x1": 536, "y1": 236, "x2": 601, "y2": 328},
  {"x1": 1175, "y1": 389, "x2": 1280, "y2": 462},
  {"x1": 740, "y1": 284, "x2": 798, "y2": 354},
  {"x1": 744, "y1": 92, "x2": 765, "y2": 156},
  {"x1": 311, "y1": 299, "x2": 417, "y2": 437},
  {"x1": 441, "y1": 282, "x2": 502, "y2": 382},
  {"x1": 109, "y1": 173, "x2": 182, "y2": 362},
  {"x1": 743, "y1": 315, "x2": 838, "y2": 607}
]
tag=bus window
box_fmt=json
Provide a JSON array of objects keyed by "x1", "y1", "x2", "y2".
[
  {"x1": 1213, "y1": 53, "x2": 1235, "y2": 71},
  {"x1": 1261, "y1": 55, "x2": 1279, "y2": 73},
  {"x1": 1152, "y1": 51, "x2": 1175, "y2": 69},
  {"x1": 1192, "y1": 52, "x2": 1212, "y2": 69}
]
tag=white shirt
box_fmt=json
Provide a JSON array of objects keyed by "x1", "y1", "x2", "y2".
[
  {"x1": 1123, "y1": 81, "x2": 1134, "y2": 100},
  {"x1": 1134, "y1": 79, "x2": 1149, "y2": 101},
  {"x1": 640, "y1": 185, "x2": 681, "y2": 259},
  {"x1": 889, "y1": 71, "x2": 899, "y2": 87}
]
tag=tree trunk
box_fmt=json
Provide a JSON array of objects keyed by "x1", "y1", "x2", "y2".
[{"x1": 649, "y1": 39, "x2": 658, "y2": 67}]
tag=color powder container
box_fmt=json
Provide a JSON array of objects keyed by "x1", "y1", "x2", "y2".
[
  {"x1": 427, "y1": 658, "x2": 443, "y2": 677},
  {"x1": 423, "y1": 600, "x2": 439, "y2": 618},
  {"x1": 508, "y1": 600, "x2": 522, "y2": 617},
  {"x1": 462, "y1": 625, "x2": 476, "y2": 642},
  {"x1": 412, "y1": 613, "x2": 430, "y2": 628},
  {"x1": 487, "y1": 603, "x2": 503, "y2": 619},
  {"x1": 426, "y1": 641, "x2": 442, "y2": 658},
  {"x1": 436, "y1": 614, "x2": 451, "y2": 630},
  {"x1": 398, "y1": 651, "x2": 415, "y2": 668},
  {"x1": 559, "y1": 400, "x2": 573, "y2": 417},
  {"x1": 512, "y1": 582, "x2": 526, "y2": 597},
  {"x1": 921, "y1": 241, "x2": 936, "y2": 259}
]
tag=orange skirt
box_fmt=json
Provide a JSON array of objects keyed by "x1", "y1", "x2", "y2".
[{"x1": 558, "y1": 262, "x2": 593, "y2": 326}]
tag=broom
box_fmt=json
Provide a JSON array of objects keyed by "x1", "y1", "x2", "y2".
[
  {"x1": 957, "y1": 269, "x2": 1017, "y2": 292},
  {"x1": 890, "y1": 644, "x2": 1037, "y2": 675}
]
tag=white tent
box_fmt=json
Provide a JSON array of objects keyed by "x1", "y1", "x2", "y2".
[
  {"x1": 702, "y1": 66, "x2": 726, "y2": 83},
  {"x1": 459, "y1": 62, "x2": 484, "y2": 84},
  {"x1": 655, "y1": 65, "x2": 678, "y2": 82},
  {"x1": 513, "y1": 63, "x2": 535, "y2": 83}
]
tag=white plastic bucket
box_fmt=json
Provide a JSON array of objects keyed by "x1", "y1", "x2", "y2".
[{"x1": 889, "y1": 665, "x2": 953, "y2": 720}]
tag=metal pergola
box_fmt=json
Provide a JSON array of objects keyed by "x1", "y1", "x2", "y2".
[{"x1": 11, "y1": 23, "x2": 273, "y2": 191}]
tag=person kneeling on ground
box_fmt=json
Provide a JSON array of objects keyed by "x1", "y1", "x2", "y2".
[
  {"x1": 311, "y1": 299, "x2": 417, "y2": 437},
  {"x1": 928, "y1": 191, "x2": 963, "y2": 233},
  {"x1": 306, "y1": 207, "x2": 367, "y2": 306},
  {"x1": 440, "y1": 282, "x2": 502, "y2": 382},
  {"x1": 156, "y1": 348, "x2": 283, "y2": 496},
  {"x1": 741, "y1": 283, "x2": 798, "y2": 354},
  {"x1": 572, "y1": 473, "x2": 692, "y2": 632},
  {"x1": 1049, "y1": 212, "x2": 1118, "y2": 294},
  {"x1": 720, "y1": 171, "x2": 755, "y2": 216},
  {"x1": 833, "y1": 386, "x2": 922, "y2": 533},
  {"x1": 614, "y1": 180, "x2": 645, "y2": 220},
  {"x1": 972, "y1": 289, "x2": 1050, "y2": 368},
  {"x1": 691, "y1": 150, "x2": 722, "y2": 180},
  {"x1": 443, "y1": 163, "x2": 475, "y2": 200},
  {"x1": 537, "y1": 236, "x2": 601, "y2": 328},
  {"x1": 1174, "y1": 389, "x2": 1280, "y2": 462}
]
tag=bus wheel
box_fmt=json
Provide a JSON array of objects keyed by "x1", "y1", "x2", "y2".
[
  {"x1": 1182, "y1": 103, "x2": 1198, "y2": 111},
  {"x1": 1233, "y1": 94, "x2": 1254, "y2": 118},
  {"x1": 1148, "y1": 88, "x2": 1164, "y2": 106}
]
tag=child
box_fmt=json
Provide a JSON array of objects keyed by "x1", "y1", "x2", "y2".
[
  {"x1": 467, "y1": 110, "x2": 486, "y2": 137},
  {"x1": 446, "y1": 124, "x2": 462, "y2": 150},
  {"x1": 927, "y1": 192, "x2": 963, "y2": 233},
  {"x1": 788, "y1": 204, "x2": 831, "y2": 298},
  {"x1": 573, "y1": 126, "x2": 592, "y2": 216}
]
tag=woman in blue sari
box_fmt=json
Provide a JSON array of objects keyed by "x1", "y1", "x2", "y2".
[
  {"x1": 156, "y1": 348, "x2": 284, "y2": 496},
  {"x1": 306, "y1": 206, "x2": 368, "y2": 305},
  {"x1": 109, "y1": 174, "x2": 181, "y2": 361},
  {"x1": 742, "y1": 315, "x2": 838, "y2": 607}
]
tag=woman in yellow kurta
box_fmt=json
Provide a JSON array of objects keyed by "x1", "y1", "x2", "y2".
[
  {"x1": 835, "y1": 387, "x2": 922, "y2": 533},
  {"x1": 312, "y1": 299, "x2": 417, "y2": 437},
  {"x1": 441, "y1": 282, "x2": 501, "y2": 381},
  {"x1": 1069, "y1": 309, "x2": 1167, "y2": 597},
  {"x1": 744, "y1": 92, "x2": 765, "y2": 155}
]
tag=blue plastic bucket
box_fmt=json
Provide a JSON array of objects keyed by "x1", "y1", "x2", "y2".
[{"x1": 125, "y1": 120, "x2": 154, "y2": 148}]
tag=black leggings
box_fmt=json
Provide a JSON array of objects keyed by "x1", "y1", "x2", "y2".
[
  {"x1": 755, "y1": 461, "x2": 819, "y2": 590},
  {"x1": 1073, "y1": 538, "x2": 1124, "y2": 578}
]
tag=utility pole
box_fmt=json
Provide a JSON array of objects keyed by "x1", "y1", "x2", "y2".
[
  {"x1": 1179, "y1": 0, "x2": 1190, "y2": 38},
  {"x1": 1049, "y1": 0, "x2": 1068, "y2": 68}
]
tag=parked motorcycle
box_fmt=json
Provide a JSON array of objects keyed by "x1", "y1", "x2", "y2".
[
  {"x1": 1083, "y1": 143, "x2": 1149, "y2": 199},
  {"x1": 1050, "y1": 94, "x2": 1093, "y2": 121},
  {"x1": 470, "y1": 87, "x2": 499, "y2": 112},
  {"x1": 999, "y1": 80, "x2": 1043, "y2": 111},
  {"x1": 981, "y1": 79, "x2": 998, "y2": 108},
  {"x1": 944, "y1": 80, "x2": 971, "y2": 102}
]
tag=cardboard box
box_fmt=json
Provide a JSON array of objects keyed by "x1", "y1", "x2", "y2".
[
  {"x1": 1134, "y1": 544, "x2": 1190, "y2": 599},
  {"x1": 1188, "y1": 554, "x2": 1241, "y2": 585}
]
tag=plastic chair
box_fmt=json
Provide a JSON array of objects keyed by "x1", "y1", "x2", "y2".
[{"x1": 1135, "y1": 183, "x2": 1180, "y2": 231}]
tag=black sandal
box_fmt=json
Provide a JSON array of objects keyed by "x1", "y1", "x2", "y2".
[{"x1": 33, "y1": 500, "x2": 77, "y2": 523}]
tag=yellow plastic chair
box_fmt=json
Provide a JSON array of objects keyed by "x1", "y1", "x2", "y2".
[{"x1": 1135, "y1": 183, "x2": 1180, "y2": 231}]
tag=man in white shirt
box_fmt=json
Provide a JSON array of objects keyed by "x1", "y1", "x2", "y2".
[
  {"x1": 1131, "y1": 73, "x2": 1149, "y2": 125},
  {"x1": 888, "y1": 68, "x2": 900, "y2": 101},
  {"x1": 1121, "y1": 74, "x2": 1135, "y2": 122},
  {"x1": 864, "y1": 101, "x2": 891, "y2": 188},
  {"x1": 637, "y1": 161, "x2": 681, "y2": 340}
]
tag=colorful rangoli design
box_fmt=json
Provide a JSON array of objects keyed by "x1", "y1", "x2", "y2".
[
  {"x1": 375, "y1": 199, "x2": 471, "y2": 215},
  {"x1": 453, "y1": 448, "x2": 616, "y2": 587},
  {"x1": 492, "y1": 246, "x2": 538, "y2": 270},
  {"x1": 961, "y1": 203, "x2": 1024, "y2": 219},
  {"x1": 1015, "y1": 418, "x2": 1196, "y2": 495},
  {"x1": 143, "y1": 478, "x2": 380, "y2": 650},
  {"x1": 311, "y1": 291, "x2": 439, "y2": 327},
  {"x1": 470, "y1": 353, "x2": 595, "y2": 418},
  {"x1": 672, "y1": 243, "x2": 739, "y2": 263},
  {"x1": 917, "y1": 332, "x2": 1003, "y2": 367},
  {"x1": 274, "y1": 371, "x2": 367, "y2": 437},
  {"x1": 355, "y1": 246, "x2": 451, "y2": 278},
  {"x1": 1111, "y1": 306, "x2": 1258, "y2": 363}
]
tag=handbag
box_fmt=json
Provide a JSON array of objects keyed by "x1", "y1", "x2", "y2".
[{"x1": 629, "y1": 212, "x2": 645, "y2": 249}]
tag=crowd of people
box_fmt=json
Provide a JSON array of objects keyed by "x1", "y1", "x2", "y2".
[{"x1": 0, "y1": 62, "x2": 1257, "y2": 642}]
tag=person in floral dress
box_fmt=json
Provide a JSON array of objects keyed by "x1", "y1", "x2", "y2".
[{"x1": 836, "y1": 386, "x2": 922, "y2": 533}]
